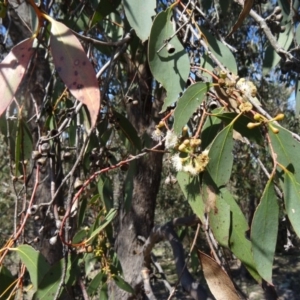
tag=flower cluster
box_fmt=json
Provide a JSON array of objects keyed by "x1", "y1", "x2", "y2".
[
  {"x1": 151, "y1": 123, "x2": 209, "y2": 176},
  {"x1": 169, "y1": 133, "x2": 209, "y2": 176},
  {"x1": 171, "y1": 150, "x2": 209, "y2": 176}
]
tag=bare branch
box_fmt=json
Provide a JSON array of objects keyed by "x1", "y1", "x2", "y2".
[{"x1": 143, "y1": 215, "x2": 210, "y2": 300}]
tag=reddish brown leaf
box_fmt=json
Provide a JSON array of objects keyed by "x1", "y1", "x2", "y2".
[
  {"x1": 226, "y1": 0, "x2": 254, "y2": 38},
  {"x1": 198, "y1": 250, "x2": 240, "y2": 300},
  {"x1": 50, "y1": 18, "x2": 100, "y2": 127},
  {"x1": 0, "y1": 38, "x2": 34, "y2": 116}
]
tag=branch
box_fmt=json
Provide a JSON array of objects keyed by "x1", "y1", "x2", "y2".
[{"x1": 143, "y1": 215, "x2": 210, "y2": 300}]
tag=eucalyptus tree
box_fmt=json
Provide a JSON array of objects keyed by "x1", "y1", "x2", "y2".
[{"x1": 0, "y1": 1, "x2": 299, "y2": 300}]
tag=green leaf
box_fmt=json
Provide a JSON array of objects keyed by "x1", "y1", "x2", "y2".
[
  {"x1": 0, "y1": 38, "x2": 34, "y2": 117},
  {"x1": 72, "y1": 228, "x2": 88, "y2": 244},
  {"x1": 50, "y1": 18, "x2": 100, "y2": 127},
  {"x1": 113, "y1": 110, "x2": 141, "y2": 151},
  {"x1": 263, "y1": 8, "x2": 293, "y2": 76},
  {"x1": 101, "y1": 12, "x2": 124, "y2": 41},
  {"x1": 219, "y1": 0, "x2": 232, "y2": 14},
  {"x1": 200, "y1": 27, "x2": 237, "y2": 75},
  {"x1": 87, "y1": 272, "x2": 107, "y2": 296},
  {"x1": 97, "y1": 175, "x2": 114, "y2": 211},
  {"x1": 87, "y1": 208, "x2": 117, "y2": 243},
  {"x1": 123, "y1": 0, "x2": 155, "y2": 42},
  {"x1": 269, "y1": 124, "x2": 300, "y2": 185},
  {"x1": 262, "y1": 0, "x2": 297, "y2": 74},
  {"x1": 0, "y1": 2, "x2": 7, "y2": 18},
  {"x1": 13, "y1": 245, "x2": 50, "y2": 288},
  {"x1": 113, "y1": 275, "x2": 135, "y2": 294},
  {"x1": 209, "y1": 193, "x2": 230, "y2": 247},
  {"x1": 15, "y1": 118, "x2": 33, "y2": 176},
  {"x1": 78, "y1": 198, "x2": 88, "y2": 227},
  {"x1": 263, "y1": 27, "x2": 293, "y2": 75},
  {"x1": 0, "y1": 265, "x2": 15, "y2": 300},
  {"x1": 177, "y1": 172, "x2": 205, "y2": 223},
  {"x1": 148, "y1": 7, "x2": 190, "y2": 112},
  {"x1": 99, "y1": 283, "x2": 109, "y2": 300},
  {"x1": 33, "y1": 255, "x2": 79, "y2": 300},
  {"x1": 214, "y1": 112, "x2": 264, "y2": 145},
  {"x1": 206, "y1": 124, "x2": 234, "y2": 187},
  {"x1": 251, "y1": 179, "x2": 278, "y2": 283},
  {"x1": 92, "y1": 0, "x2": 121, "y2": 26},
  {"x1": 295, "y1": 78, "x2": 300, "y2": 117},
  {"x1": 201, "y1": 108, "x2": 223, "y2": 150},
  {"x1": 221, "y1": 189, "x2": 261, "y2": 283},
  {"x1": 173, "y1": 82, "x2": 212, "y2": 135},
  {"x1": 284, "y1": 171, "x2": 300, "y2": 238}
]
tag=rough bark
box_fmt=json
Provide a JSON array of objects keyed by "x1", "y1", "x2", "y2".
[
  {"x1": 111, "y1": 52, "x2": 164, "y2": 299},
  {"x1": 3, "y1": 2, "x2": 64, "y2": 265}
]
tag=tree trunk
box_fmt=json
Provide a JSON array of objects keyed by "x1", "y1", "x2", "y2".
[
  {"x1": 111, "y1": 52, "x2": 164, "y2": 298},
  {"x1": 4, "y1": 2, "x2": 64, "y2": 265}
]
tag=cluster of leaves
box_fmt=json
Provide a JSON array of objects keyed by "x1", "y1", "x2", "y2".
[{"x1": 0, "y1": 0, "x2": 300, "y2": 299}]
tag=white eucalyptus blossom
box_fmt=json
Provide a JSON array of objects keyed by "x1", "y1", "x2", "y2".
[
  {"x1": 171, "y1": 153, "x2": 183, "y2": 171},
  {"x1": 183, "y1": 163, "x2": 199, "y2": 176},
  {"x1": 165, "y1": 130, "x2": 178, "y2": 149},
  {"x1": 151, "y1": 128, "x2": 164, "y2": 141}
]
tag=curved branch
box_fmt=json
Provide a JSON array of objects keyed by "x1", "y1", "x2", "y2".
[{"x1": 143, "y1": 215, "x2": 210, "y2": 300}]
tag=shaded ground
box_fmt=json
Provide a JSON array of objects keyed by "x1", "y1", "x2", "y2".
[{"x1": 151, "y1": 244, "x2": 300, "y2": 300}]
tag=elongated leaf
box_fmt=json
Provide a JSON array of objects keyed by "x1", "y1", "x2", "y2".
[
  {"x1": 113, "y1": 275, "x2": 135, "y2": 294},
  {"x1": 0, "y1": 265, "x2": 15, "y2": 299},
  {"x1": 33, "y1": 255, "x2": 78, "y2": 300},
  {"x1": 113, "y1": 111, "x2": 141, "y2": 151},
  {"x1": 263, "y1": 24, "x2": 293, "y2": 75},
  {"x1": 15, "y1": 118, "x2": 33, "y2": 176},
  {"x1": 99, "y1": 283, "x2": 109, "y2": 300},
  {"x1": 200, "y1": 27, "x2": 237, "y2": 74},
  {"x1": 92, "y1": 0, "x2": 121, "y2": 26},
  {"x1": 221, "y1": 189, "x2": 261, "y2": 282},
  {"x1": 50, "y1": 18, "x2": 100, "y2": 127},
  {"x1": 173, "y1": 82, "x2": 212, "y2": 135},
  {"x1": 284, "y1": 171, "x2": 300, "y2": 238},
  {"x1": 87, "y1": 272, "x2": 107, "y2": 296},
  {"x1": 269, "y1": 124, "x2": 300, "y2": 185},
  {"x1": 226, "y1": 0, "x2": 254, "y2": 38},
  {"x1": 251, "y1": 179, "x2": 278, "y2": 283},
  {"x1": 72, "y1": 228, "x2": 88, "y2": 244},
  {"x1": 295, "y1": 23, "x2": 300, "y2": 115},
  {"x1": 0, "y1": 38, "x2": 34, "y2": 117},
  {"x1": 12, "y1": 245, "x2": 50, "y2": 288},
  {"x1": 201, "y1": 108, "x2": 223, "y2": 149},
  {"x1": 148, "y1": 7, "x2": 190, "y2": 111},
  {"x1": 263, "y1": 0, "x2": 296, "y2": 75},
  {"x1": 295, "y1": 78, "x2": 300, "y2": 117},
  {"x1": 101, "y1": 12, "x2": 124, "y2": 42},
  {"x1": 209, "y1": 192, "x2": 230, "y2": 247},
  {"x1": 220, "y1": 0, "x2": 232, "y2": 15},
  {"x1": 206, "y1": 124, "x2": 233, "y2": 187},
  {"x1": 177, "y1": 172, "x2": 205, "y2": 223},
  {"x1": 97, "y1": 175, "x2": 114, "y2": 211},
  {"x1": 87, "y1": 208, "x2": 117, "y2": 243},
  {"x1": 124, "y1": 0, "x2": 155, "y2": 42},
  {"x1": 78, "y1": 198, "x2": 88, "y2": 227},
  {"x1": 198, "y1": 251, "x2": 240, "y2": 300}
]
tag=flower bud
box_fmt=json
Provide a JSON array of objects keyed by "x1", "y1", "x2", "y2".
[
  {"x1": 274, "y1": 113, "x2": 284, "y2": 121},
  {"x1": 247, "y1": 122, "x2": 261, "y2": 129}
]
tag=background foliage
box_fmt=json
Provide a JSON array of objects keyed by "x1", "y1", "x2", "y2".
[{"x1": 0, "y1": 0, "x2": 300, "y2": 299}]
